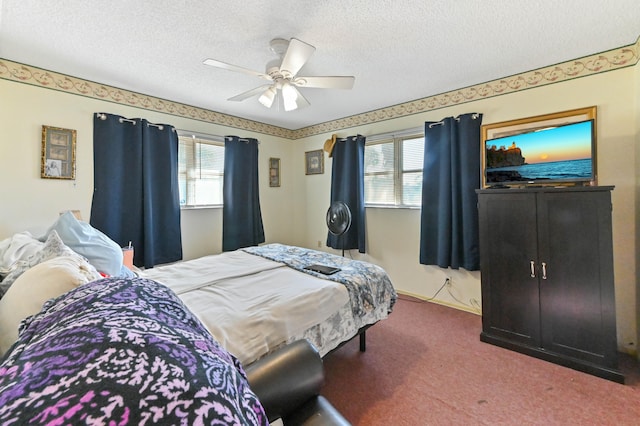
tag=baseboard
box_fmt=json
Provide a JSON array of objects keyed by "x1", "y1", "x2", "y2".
[{"x1": 396, "y1": 290, "x2": 481, "y2": 316}]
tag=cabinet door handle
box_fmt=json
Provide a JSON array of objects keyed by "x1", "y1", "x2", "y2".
[
  {"x1": 530, "y1": 260, "x2": 536, "y2": 278},
  {"x1": 541, "y1": 262, "x2": 547, "y2": 280}
]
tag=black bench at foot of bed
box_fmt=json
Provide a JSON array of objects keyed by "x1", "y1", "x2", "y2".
[{"x1": 246, "y1": 339, "x2": 350, "y2": 426}]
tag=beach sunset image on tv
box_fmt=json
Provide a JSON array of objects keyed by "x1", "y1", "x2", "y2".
[{"x1": 485, "y1": 120, "x2": 594, "y2": 185}]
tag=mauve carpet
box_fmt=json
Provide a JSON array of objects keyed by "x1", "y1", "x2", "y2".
[{"x1": 321, "y1": 296, "x2": 640, "y2": 425}]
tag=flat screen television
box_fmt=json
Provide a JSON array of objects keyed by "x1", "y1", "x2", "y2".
[{"x1": 483, "y1": 119, "x2": 596, "y2": 188}]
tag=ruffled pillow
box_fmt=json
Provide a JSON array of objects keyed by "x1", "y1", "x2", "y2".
[
  {"x1": 0, "y1": 230, "x2": 85, "y2": 297},
  {"x1": 0, "y1": 232, "x2": 44, "y2": 277}
]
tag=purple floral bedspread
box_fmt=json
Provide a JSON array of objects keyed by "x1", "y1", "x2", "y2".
[{"x1": 0, "y1": 277, "x2": 267, "y2": 425}]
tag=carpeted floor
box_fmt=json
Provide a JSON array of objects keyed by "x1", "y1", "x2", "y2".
[{"x1": 321, "y1": 295, "x2": 640, "y2": 425}]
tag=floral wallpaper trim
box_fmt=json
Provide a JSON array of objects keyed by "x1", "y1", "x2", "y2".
[
  {"x1": 0, "y1": 60, "x2": 295, "y2": 139},
  {"x1": 1, "y1": 36, "x2": 638, "y2": 140},
  {"x1": 295, "y1": 37, "x2": 640, "y2": 138}
]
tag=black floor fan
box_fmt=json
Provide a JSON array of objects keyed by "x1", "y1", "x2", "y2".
[{"x1": 326, "y1": 201, "x2": 352, "y2": 257}]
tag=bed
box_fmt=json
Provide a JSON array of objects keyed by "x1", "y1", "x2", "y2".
[
  {"x1": 0, "y1": 214, "x2": 395, "y2": 423},
  {"x1": 0, "y1": 212, "x2": 396, "y2": 367},
  {"x1": 139, "y1": 243, "x2": 397, "y2": 365}
]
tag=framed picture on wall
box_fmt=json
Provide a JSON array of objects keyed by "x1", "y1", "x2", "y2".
[
  {"x1": 269, "y1": 157, "x2": 281, "y2": 187},
  {"x1": 41, "y1": 125, "x2": 76, "y2": 180},
  {"x1": 305, "y1": 149, "x2": 324, "y2": 175}
]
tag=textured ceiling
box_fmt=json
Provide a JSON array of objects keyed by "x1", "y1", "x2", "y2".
[{"x1": 1, "y1": 0, "x2": 639, "y2": 130}]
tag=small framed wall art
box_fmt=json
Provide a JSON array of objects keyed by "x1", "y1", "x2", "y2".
[
  {"x1": 41, "y1": 125, "x2": 76, "y2": 179},
  {"x1": 305, "y1": 149, "x2": 324, "y2": 175},
  {"x1": 269, "y1": 157, "x2": 281, "y2": 187}
]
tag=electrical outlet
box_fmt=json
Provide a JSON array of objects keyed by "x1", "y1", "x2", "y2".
[
  {"x1": 446, "y1": 277, "x2": 452, "y2": 287},
  {"x1": 317, "y1": 240, "x2": 322, "y2": 248}
]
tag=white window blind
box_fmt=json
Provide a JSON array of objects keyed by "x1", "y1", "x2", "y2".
[
  {"x1": 364, "y1": 141, "x2": 395, "y2": 205},
  {"x1": 401, "y1": 137, "x2": 425, "y2": 205},
  {"x1": 178, "y1": 133, "x2": 224, "y2": 207},
  {"x1": 364, "y1": 130, "x2": 424, "y2": 207}
]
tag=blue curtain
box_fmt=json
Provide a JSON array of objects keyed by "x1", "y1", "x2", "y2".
[
  {"x1": 222, "y1": 136, "x2": 265, "y2": 251},
  {"x1": 90, "y1": 113, "x2": 182, "y2": 268},
  {"x1": 419, "y1": 113, "x2": 482, "y2": 270},
  {"x1": 327, "y1": 135, "x2": 366, "y2": 253}
]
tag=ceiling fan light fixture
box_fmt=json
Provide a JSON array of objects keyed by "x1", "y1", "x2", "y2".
[
  {"x1": 281, "y1": 82, "x2": 299, "y2": 111},
  {"x1": 258, "y1": 86, "x2": 277, "y2": 108},
  {"x1": 204, "y1": 37, "x2": 355, "y2": 112}
]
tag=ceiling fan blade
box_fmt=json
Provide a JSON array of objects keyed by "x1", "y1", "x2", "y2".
[
  {"x1": 293, "y1": 76, "x2": 355, "y2": 90},
  {"x1": 294, "y1": 87, "x2": 310, "y2": 110},
  {"x1": 279, "y1": 38, "x2": 315, "y2": 78},
  {"x1": 228, "y1": 84, "x2": 273, "y2": 102},
  {"x1": 203, "y1": 58, "x2": 270, "y2": 80}
]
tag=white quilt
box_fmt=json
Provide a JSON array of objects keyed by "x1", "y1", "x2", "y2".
[{"x1": 140, "y1": 250, "x2": 350, "y2": 365}]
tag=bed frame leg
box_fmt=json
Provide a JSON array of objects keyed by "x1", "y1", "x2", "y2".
[{"x1": 359, "y1": 331, "x2": 366, "y2": 352}]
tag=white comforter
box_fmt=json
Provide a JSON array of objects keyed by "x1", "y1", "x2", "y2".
[{"x1": 140, "y1": 250, "x2": 349, "y2": 365}]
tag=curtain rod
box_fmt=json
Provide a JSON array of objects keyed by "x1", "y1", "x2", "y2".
[
  {"x1": 366, "y1": 126, "x2": 423, "y2": 143},
  {"x1": 428, "y1": 113, "x2": 481, "y2": 128},
  {"x1": 175, "y1": 131, "x2": 260, "y2": 144},
  {"x1": 147, "y1": 122, "x2": 168, "y2": 130},
  {"x1": 367, "y1": 112, "x2": 480, "y2": 139},
  {"x1": 225, "y1": 136, "x2": 260, "y2": 144},
  {"x1": 96, "y1": 112, "x2": 136, "y2": 125},
  {"x1": 335, "y1": 134, "x2": 363, "y2": 142},
  {"x1": 96, "y1": 113, "x2": 174, "y2": 131},
  {"x1": 176, "y1": 129, "x2": 224, "y2": 143}
]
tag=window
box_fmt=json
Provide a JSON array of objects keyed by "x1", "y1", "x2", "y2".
[
  {"x1": 364, "y1": 130, "x2": 424, "y2": 207},
  {"x1": 178, "y1": 132, "x2": 224, "y2": 207}
]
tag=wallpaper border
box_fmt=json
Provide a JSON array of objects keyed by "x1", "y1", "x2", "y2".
[
  {"x1": 1, "y1": 36, "x2": 638, "y2": 140},
  {"x1": 0, "y1": 60, "x2": 296, "y2": 139},
  {"x1": 296, "y1": 36, "x2": 640, "y2": 138}
]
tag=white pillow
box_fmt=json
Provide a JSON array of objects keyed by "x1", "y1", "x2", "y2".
[
  {"x1": 43, "y1": 211, "x2": 123, "y2": 276},
  {"x1": 0, "y1": 255, "x2": 102, "y2": 356},
  {"x1": 0, "y1": 232, "x2": 44, "y2": 276},
  {"x1": 0, "y1": 230, "x2": 84, "y2": 296}
]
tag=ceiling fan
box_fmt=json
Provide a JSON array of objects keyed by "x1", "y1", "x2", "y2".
[{"x1": 203, "y1": 38, "x2": 355, "y2": 112}]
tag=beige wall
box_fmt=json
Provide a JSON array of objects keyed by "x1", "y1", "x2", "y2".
[
  {"x1": 1, "y1": 63, "x2": 638, "y2": 354},
  {"x1": 0, "y1": 79, "x2": 297, "y2": 260},
  {"x1": 635, "y1": 59, "x2": 640, "y2": 354},
  {"x1": 292, "y1": 66, "x2": 638, "y2": 355}
]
